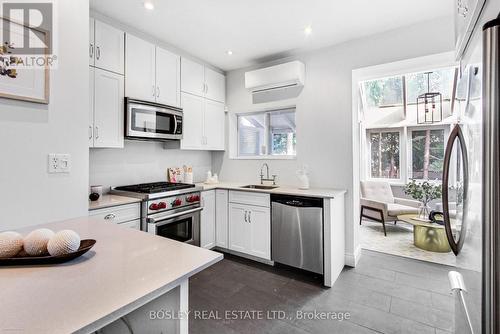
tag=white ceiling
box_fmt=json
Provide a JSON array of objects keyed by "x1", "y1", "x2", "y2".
[{"x1": 90, "y1": 0, "x2": 453, "y2": 71}]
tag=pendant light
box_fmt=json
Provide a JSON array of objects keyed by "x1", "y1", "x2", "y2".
[{"x1": 417, "y1": 71, "x2": 443, "y2": 124}]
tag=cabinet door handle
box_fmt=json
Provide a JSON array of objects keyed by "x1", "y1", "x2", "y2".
[
  {"x1": 104, "y1": 213, "x2": 116, "y2": 220},
  {"x1": 95, "y1": 126, "x2": 99, "y2": 139},
  {"x1": 88, "y1": 125, "x2": 93, "y2": 140},
  {"x1": 89, "y1": 43, "x2": 94, "y2": 59},
  {"x1": 244, "y1": 210, "x2": 248, "y2": 223},
  {"x1": 96, "y1": 46, "x2": 101, "y2": 60},
  {"x1": 156, "y1": 86, "x2": 160, "y2": 98},
  {"x1": 152, "y1": 85, "x2": 156, "y2": 97},
  {"x1": 248, "y1": 211, "x2": 251, "y2": 223}
]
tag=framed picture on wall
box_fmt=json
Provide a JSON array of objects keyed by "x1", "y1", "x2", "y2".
[{"x1": 0, "y1": 17, "x2": 50, "y2": 104}]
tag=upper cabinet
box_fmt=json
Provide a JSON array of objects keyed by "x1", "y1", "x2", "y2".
[
  {"x1": 89, "y1": 19, "x2": 124, "y2": 75},
  {"x1": 89, "y1": 67, "x2": 124, "y2": 148},
  {"x1": 180, "y1": 93, "x2": 225, "y2": 151},
  {"x1": 125, "y1": 34, "x2": 181, "y2": 108},
  {"x1": 181, "y1": 58, "x2": 205, "y2": 97},
  {"x1": 125, "y1": 34, "x2": 156, "y2": 102},
  {"x1": 205, "y1": 68, "x2": 226, "y2": 103},
  {"x1": 155, "y1": 47, "x2": 181, "y2": 107},
  {"x1": 181, "y1": 58, "x2": 226, "y2": 103}
]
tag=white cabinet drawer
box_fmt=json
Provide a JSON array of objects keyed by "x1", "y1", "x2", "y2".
[
  {"x1": 118, "y1": 219, "x2": 140, "y2": 230},
  {"x1": 89, "y1": 203, "x2": 140, "y2": 224},
  {"x1": 229, "y1": 191, "x2": 270, "y2": 208}
]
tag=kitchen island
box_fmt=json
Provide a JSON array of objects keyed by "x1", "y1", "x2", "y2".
[{"x1": 0, "y1": 217, "x2": 223, "y2": 334}]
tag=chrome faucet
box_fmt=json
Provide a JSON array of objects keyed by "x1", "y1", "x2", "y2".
[{"x1": 260, "y1": 163, "x2": 277, "y2": 185}]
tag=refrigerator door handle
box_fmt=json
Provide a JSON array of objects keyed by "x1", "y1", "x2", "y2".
[
  {"x1": 448, "y1": 271, "x2": 475, "y2": 334},
  {"x1": 442, "y1": 124, "x2": 469, "y2": 255}
]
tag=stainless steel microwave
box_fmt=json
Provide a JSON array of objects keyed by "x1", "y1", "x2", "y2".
[{"x1": 125, "y1": 98, "x2": 183, "y2": 141}]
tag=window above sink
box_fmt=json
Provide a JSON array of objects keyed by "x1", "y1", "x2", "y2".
[{"x1": 229, "y1": 107, "x2": 297, "y2": 160}]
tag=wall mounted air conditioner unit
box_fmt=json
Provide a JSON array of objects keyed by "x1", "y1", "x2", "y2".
[{"x1": 245, "y1": 61, "x2": 305, "y2": 103}]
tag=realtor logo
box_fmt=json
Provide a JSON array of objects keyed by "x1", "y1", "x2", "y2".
[{"x1": 2, "y1": 2, "x2": 53, "y2": 55}]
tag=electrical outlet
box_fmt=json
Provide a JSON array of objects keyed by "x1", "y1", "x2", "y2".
[
  {"x1": 47, "y1": 154, "x2": 71, "y2": 173},
  {"x1": 48, "y1": 154, "x2": 59, "y2": 173}
]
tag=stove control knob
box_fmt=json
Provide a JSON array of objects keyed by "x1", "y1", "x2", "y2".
[
  {"x1": 171, "y1": 198, "x2": 182, "y2": 207},
  {"x1": 149, "y1": 203, "x2": 159, "y2": 211},
  {"x1": 186, "y1": 195, "x2": 199, "y2": 203},
  {"x1": 158, "y1": 202, "x2": 167, "y2": 209}
]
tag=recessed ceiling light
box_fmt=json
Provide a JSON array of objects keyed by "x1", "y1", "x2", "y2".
[
  {"x1": 144, "y1": 1, "x2": 154, "y2": 10},
  {"x1": 304, "y1": 25, "x2": 313, "y2": 36},
  {"x1": 226, "y1": 50, "x2": 233, "y2": 56}
]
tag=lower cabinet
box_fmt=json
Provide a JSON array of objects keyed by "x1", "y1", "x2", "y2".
[
  {"x1": 215, "y1": 189, "x2": 228, "y2": 248},
  {"x1": 89, "y1": 203, "x2": 140, "y2": 229},
  {"x1": 200, "y1": 190, "x2": 216, "y2": 249},
  {"x1": 228, "y1": 202, "x2": 271, "y2": 260}
]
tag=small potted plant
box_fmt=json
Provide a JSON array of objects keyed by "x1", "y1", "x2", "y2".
[{"x1": 404, "y1": 180, "x2": 442, "y2": 219}]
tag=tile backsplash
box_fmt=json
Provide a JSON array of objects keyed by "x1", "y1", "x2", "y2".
[{"x1": 89, "y1": 141, "x2": 212, "y2": 192}]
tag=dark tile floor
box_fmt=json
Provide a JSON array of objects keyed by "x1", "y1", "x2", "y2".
[{"x1": 189, "y1": 250, "x2": 456, "y2": 334}]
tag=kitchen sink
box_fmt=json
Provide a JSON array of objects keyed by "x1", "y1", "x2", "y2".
[{"x1": 240, "y1": 184, "x2": 279, "y2": 190}]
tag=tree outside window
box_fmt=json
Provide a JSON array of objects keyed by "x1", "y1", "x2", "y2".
[
  {"x1": 411, "y1": 129, "x2": 445, "y2": 180},
  {"x1": 370, "y1": 131, "x2": 400, "y2": 179}
]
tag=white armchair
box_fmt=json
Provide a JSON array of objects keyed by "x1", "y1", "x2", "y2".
[{"x1": 360, "y1": 181, "x2": 420, "y2": 236}]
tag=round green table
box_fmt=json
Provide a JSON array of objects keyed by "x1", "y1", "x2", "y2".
[{"x1": 397, "y1": 214, "x2": 451, "y2": 253}]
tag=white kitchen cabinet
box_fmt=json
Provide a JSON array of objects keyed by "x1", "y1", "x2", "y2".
[
  {"x1": 125, "y1": 34, "x2": 156, "y2": 102},
  {"x1": 89, "y1": 18, "x2": 95, "y2": 66},
  {"x1": 200, "y1": 190, "x2": 216, "y2": 249},
  {"x1": 180, "y1": 92, "x2": 225, "y2": 151},
  {"x1": 93, "y1": 68, "x2": 124, "y2": 148},
  {"x1": 215, "y1": 189, "x2": 228, "y2": 248},
  {"x1": 229, "y1": 203, "x2": 248, "y2": 253},
  {"x1": 205, "y1": 67, "x2": 226, "y2": 103},
  {"x1": 181, "y1": 58, "x2": 205, "y2": 97},
  {"x1": 180, "y1": 93, "x2": 204, "y2": 149},
  {"x1": 155, "y1": 47, "x2": 181, "y2": 107},
  {"x1": 91, "y1": 20, "x2": 124, "y2": 75},
  {"x1": 89, "y1": 67, "x2": 95, "y2": 147},
  {"x1": 125, "y1": 34, "x2": 181, "y2": 107},
  {"x1": 228, "y1": 191, "x2": 271, "y2": 260},
  {"x1": 246, "y1": 205, "x2": 271, "y2": 260},
  {"x1": 181, "y1": 58, "x2": 225, "y2": 103},
  {"x1": 119, "y1": 219, "x2": 141, "y2": 230},
  {"x1": 204, "y1": 100, "x2": 225, "y2": 150},
  {"x1": 89, "y1": 203, "x2": 140, "y2": 224}
]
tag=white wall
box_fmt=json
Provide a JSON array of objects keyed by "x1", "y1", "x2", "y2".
[
  {"x1": 0, "y1": 0, "x2": 89, "y2": 230},
  {"x1": 213, "y1": 16, "x2": 455, "y2": 265},
  {"x1": 89, "y1": 142, "x2": 212, "y2": 189}
]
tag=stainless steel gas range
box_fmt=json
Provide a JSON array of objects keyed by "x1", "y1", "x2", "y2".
[{"x1": 111, "y1": 182, "x2": 203, "y2": 246}]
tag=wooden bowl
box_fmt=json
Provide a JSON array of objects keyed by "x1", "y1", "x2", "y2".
[{"x1": 0, "y1": 239, "x2": 96, "y2": 266}]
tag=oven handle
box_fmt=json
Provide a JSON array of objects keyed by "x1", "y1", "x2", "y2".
[
  {"x1": 173, "y1": 115, "x2": 178, "y2": 134},
  {"x1": 147, "y1": 207, "x2": 203, "y2": 225}
]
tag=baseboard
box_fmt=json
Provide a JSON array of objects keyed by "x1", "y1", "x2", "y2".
[
  {"x1": 345, "y1": 246, "x2": 362, "y2": 267},
  {"x1": 213, "y1": 247, "x2": 275, "y2": 266}
]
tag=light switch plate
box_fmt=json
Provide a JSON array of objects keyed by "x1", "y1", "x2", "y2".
[{"x1": 57, "y1": 154, "x2": 71, "y2": 173}]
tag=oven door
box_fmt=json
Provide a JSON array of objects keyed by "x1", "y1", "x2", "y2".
[
  {"x1": 147, "y1": 207, "x2": 201, "y2": 246},
  {"x1": 126, "y1": 99, "x2": 183, "y2": 140}
]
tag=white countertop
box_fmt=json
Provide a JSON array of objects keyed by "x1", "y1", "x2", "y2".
[
  {"x1": 88, "y1": 194, "x2": 142, "y2": 211},
  {"x1": 0, "y1": 217, "x2": 223, "y2": 334},
  {"x1": 197, "y1": 182, "x2": 347, "y2": 198}
]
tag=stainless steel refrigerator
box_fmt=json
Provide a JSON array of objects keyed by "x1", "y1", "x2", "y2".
[{"x1": 442, "y1": 13, "x2": 499, "y2": 334}]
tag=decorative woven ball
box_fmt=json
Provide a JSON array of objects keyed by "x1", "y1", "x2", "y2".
[
  {"x1": 0, "y1": 231, "x2": 24, "y2": 258},
  {"x1": 47, "y1": 230, "x2": 81, "y2": 256},
  {"x1": 23, "y1": 228, "x2": 55, "y2": 256}
]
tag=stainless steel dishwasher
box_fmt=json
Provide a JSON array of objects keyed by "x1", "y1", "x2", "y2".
[{"x1": 271, "y1": 194, "x2": 323, "y2": 274}]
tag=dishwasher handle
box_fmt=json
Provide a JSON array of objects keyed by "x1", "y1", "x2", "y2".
[{"x1": 271, "y1": 194, "x2": 323, "y2": 208}]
